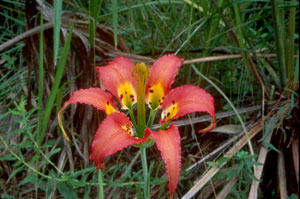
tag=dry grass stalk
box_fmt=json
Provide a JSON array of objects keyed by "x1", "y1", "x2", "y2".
[
  {"x1": 248, "y1": 130, "x2": 274, "y2": 199},
  {"x1": 216, "y1": 175, "x2": 238, "y2": 199},
  {"x1": 278, "y1": 151, "x2": 288, "y2": 199},
  {"x1": 182, "y1": 101, "x2": 291, "y2": 199}
]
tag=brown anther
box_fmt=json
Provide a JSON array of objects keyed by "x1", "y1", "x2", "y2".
[
  {"x1": 120, "y1": 94, "x2": 123, "y2": 99},
  {"x1": 167, "y1": 112, "x2": 170, "y2": 117},
  {"x1": 106, "y1": 102, "x2": 109, "y2": 105},
  {"x1": 149, "y1": 89, "x2": 154, "y2": 93},
  {"x1": 130, "y1": 95, "x2": 134, "y2": 98}
]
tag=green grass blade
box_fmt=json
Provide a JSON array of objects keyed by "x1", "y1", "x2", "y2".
[
  {"x1": 53, "y1": 0, "x2": 62, "y2": 65},
  {"x1": 271, "y1": 0, "x2": 287, "y2": 88},
  {"x1": 285, "y1": 0, "x2": 296, "y2": 81},
  {"x1": 88, "y1": 0, "x2": 102, "y2": 46},
  {"x1": 293, "y1": 55, "x2": 299, "y2": 90},
  {"x1": 38, "y1": 22, "x2": 74, "y2": 146},
  {"x1": 191, "y1": 65, "x2": 255, "y2": 156},
  {"x1": 232, "y1": 2, "x2": 253, "y2": 93},
  {"x1": 37, "y1": 6, "x2": 44, "y2": 144},
  {"x1": 112, "y1": 0, "x2": 118, "y2": 48},
  {"x1": 36, "y1": 5, "x2": 44, "y2": 198}
]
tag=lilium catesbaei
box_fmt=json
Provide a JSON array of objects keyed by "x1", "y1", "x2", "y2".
[{"x1": 58, "y1": 55, "x2": 216, "y2": 197}]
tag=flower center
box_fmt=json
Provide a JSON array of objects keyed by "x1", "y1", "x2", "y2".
[
  {"x1": 118, "y1": 82, "x2": 137, "y2": 109},
  {"x1": 121, "y1": 124, "x2": 134, "y2": 136},
  {"x1": 148, "y1": 83, "x2": 164, "y2": 110},
  {"x1": 162, "y1": 101, "x2": 178, "y2": 121},
  {"x1": 104, "y1": 102, "x2": 116, "y2": 115}
]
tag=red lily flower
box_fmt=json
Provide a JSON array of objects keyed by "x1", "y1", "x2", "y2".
[
  {"x1": 58, "y1": 54, "x2": 216, "y2": 198},
  {"x1": 143, "y1": 55, "x2": 216, "y2": 197}
]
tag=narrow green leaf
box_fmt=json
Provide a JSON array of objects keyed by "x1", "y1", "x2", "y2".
[
  {"x1": 20, "y1": 173, "x2": 37, "y2": 185},
  {"x1": 285, "y1": 0, "x2": 296, "y2": 81},
  {"x1": 8, "y1": 165, "x2": 24, "y2": 182},
  {"x1": 88, "y1": 0, "x2": 102, "y2": 45},
  {"x1": 271, "y1": 0, "x2": 287, "y2": 88},
  {"x1": 37, "y1": 5, "x2": 44, "y2": 146},
  {"x1": 57, "y1": 181, "x2": 78, "y2": 199},
  {"x1": 264, "y1": 142, "x2": 280, "y2": 153},
  {"x1": 293, "y1": 55, "x2": 299, "y2": 90},
  {"x1": 112, "y1": 0, "x2": 118, "y2": 48},
  {"x1": 54, "y1": 0, "x2": 62, "y2": 65},
  {"x1": 38, "y1": 22, "x2": 74, "y2": 146}
]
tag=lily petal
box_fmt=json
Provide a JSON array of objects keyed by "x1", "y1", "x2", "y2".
[
  {"x1": 146, "y1": 55, "x2": 183, "y2": 110},
  {"x1": 97, "y1": 57, "x2": 137, "y2": 109},
  {"x1": 57, "y1": 88, "x2": 117, "y2": 141},
  {"x1": 90, "y1": 112, "x2": 148, "y2": 169},
  {"x1": 161, "y1": 85, "x2": 216, "y2": 132},
  {"x1": 145, "y1": 124, "x2": 181, "y2": 197}
]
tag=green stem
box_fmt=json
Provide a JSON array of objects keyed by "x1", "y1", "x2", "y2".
[
  {"x1": 146, "y1": 109, "x2": 157, "y2": 128},
  {"x1": 98, "y1": 170, "x2": 104, "y2": 199},
  {"x1": 160, "y1": 121, "x2": 170, "y2": 130},
  {"x1": 140, "y1": 147, "x2": 149, "y2": 199},
  {"x1": 128, "y1": 108, "x2": 138, "y2": 132}
]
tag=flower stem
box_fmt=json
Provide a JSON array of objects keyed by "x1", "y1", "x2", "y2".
[
  {"x1": 160, "y1": 121, "x2": 170, "y2": 130},
  {"x1": 140, "y1": 147, "x2": 149, "y2": 199},
  {"x1": 98, "y1": 169, "x2": 104, "y2": 199},
  {"x1": 147, "y1": 109, "x2": 157, "y2": 128},
  {"x1": 128, "y1": 108, "x2": 138, "y2": 133}
]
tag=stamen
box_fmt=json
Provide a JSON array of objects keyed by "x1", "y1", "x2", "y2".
[
  {"x1": 161, "y1": 103, "x2": 178, "y2": 121},
  {"x1": 118, "y1": 82, "x2": 137, "y2": 109}
]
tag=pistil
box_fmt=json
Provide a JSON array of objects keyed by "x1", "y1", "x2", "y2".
[{"x1": 131, "y1": 62, "x2": 150, "y2": 138}]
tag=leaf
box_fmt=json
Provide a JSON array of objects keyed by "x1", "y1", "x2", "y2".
[
  {"x1": 38, "y1": 21, "x2": 75, "y2": 145},
  {"x1": 20, "y1": 173, "x2": 37, "y2": 185},
  {"x1": 56, "y1": 181, "x2": 78, "y2": 199},
  {"x1": 211, "y1": 124, "x2": 242, "y2": 134},
  {"x1": 70, "y1": 167, "x2": 95, "y2": 178},
  {"x1": 264, "y1": 142, "x2": 280, "y2": 153},
  {"x1": 53, "y1": 0, "x2": 62, "y2": 65},
  {"x1": 7, "y1": 165, "x2": 24, "y2": 182}
]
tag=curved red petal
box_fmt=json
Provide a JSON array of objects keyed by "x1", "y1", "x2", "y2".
[
  {"x1": 96, "y1": 57, "x2": 137, "y2": 109},
  {"x1": 63, "y1": 88, "x2": 116, "y2": 113},
  {"x1": 146, "y1": 124, "x2": 181, "y2": 197},
  {"x1": 146, "y1": 55, "x2": 184, "y2": 109},
  {"x1": 90, "y1": 112, "x2": 148, "y2": 169},
  {"x1": 57, "y1": 88, "x2": 117, "y2": 141},
  {"x1": 161, "y1": 85, "x2": 216, "y2": 132}
]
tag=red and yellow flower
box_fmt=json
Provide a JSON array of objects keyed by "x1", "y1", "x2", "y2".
[{"x1": 58, "y1": 54, "x2": 216, "y2": 197}]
